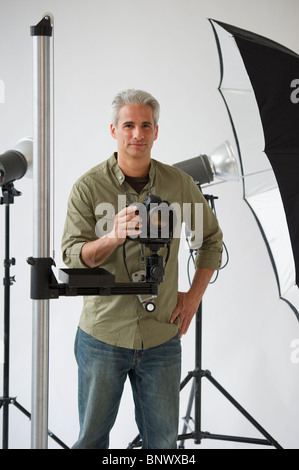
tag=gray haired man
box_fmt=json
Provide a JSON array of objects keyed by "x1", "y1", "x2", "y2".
[{"x1": 62, "y1": 89, "x2": 223, "y2": 449}]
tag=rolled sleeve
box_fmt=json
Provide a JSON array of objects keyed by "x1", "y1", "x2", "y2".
[
  {"x1": 195, "y1": 248, "x2": 222, "y2": 270},
  {"x1": 62, "y1": 241, "x2": 88, "y2": 268},
  {"x1": 61, "y1": 181, "x2": 97, "y2": 269}
]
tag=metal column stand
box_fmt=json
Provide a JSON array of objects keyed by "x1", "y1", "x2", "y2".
[
  {"x1": 30, "y1": 14, "x2": 61, "y2": 449},
  {"x1": 178, "y1": 301, "x2": 283, "y2": 449}
]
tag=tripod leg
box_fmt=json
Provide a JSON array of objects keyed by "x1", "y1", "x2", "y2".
[
  {"x1": 203, "y1": 370, "x2": 283, "y2": 449},
  {"x1": 178, "y1": 380, "x2": 195, "y2": 448},
  {"x1": 177, "y1": 299, "x2": 283, "y2": 449},
  {"x1": 10, "y1": 399, "x2": 69, "y2": 449}
]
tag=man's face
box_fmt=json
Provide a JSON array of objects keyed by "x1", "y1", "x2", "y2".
[{"x1": 110, "y1": 104, "x2": 158, "y2": 161}]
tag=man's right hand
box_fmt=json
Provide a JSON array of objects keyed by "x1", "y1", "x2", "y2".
[
  {"x1": 109, "y1": 205, "x2": 142, "y2": 245},
  {"x1": 81, "y1": 205, "x2": 142, "y2": 268}
]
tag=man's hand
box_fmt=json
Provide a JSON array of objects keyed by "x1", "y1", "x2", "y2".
[
  {"x1": 170, "y1": 291, "x2": 200, "y2": 338},
  {"x1": 170, "y1": 267, "x2": 215, "y2": 338},
  {"x1": 81, "y1": 205, "x2": 142, "y2": 268},
  {"x1": 110, "y1": 205, "x2": 142, "y2": 245}
]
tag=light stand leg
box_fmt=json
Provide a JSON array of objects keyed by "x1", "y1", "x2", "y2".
[
  {"x1": 178, "y1": 381, "x2": 195, "y2": 448},
  {"x1": 194, "y1": 303, "x2": 202, "y2": 444},
  {"x1": 178, "y1": 303, "x2": 283, "y2": 449}
]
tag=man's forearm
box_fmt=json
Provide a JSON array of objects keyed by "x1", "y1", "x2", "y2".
[
  {"x1": 188, "y1": 267, "x2": 215, "y2": 306},
  {"x1": 81, "y1": 235, "x2": 119, "y2": 268}
]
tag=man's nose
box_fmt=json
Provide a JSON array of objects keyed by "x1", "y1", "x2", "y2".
[{"x1": 133, "y1": 126, "x2": 143, "y2": 140}]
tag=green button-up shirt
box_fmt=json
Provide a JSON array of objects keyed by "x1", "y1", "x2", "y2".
[{"x1": 61, "y1": 153, "x2": 223, "y2": 349}]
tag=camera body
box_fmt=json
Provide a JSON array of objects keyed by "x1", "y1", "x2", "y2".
[{"x1": 127, "y1": 194, "x2": 175, "y2": 246}]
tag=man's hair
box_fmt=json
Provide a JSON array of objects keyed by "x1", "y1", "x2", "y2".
[{"x1": 111, "y1": 89, "x2": 160, "y2": 128}]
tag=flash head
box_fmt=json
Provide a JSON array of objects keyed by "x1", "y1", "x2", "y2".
[
  {"x1": 0, "y1": 137, "x2": 33, "y2": 187},
  {"x1": 0, "y1": 151, "x2": 28, "y2": 186}
]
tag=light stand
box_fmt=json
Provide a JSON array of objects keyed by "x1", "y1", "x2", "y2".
[
  {"x1": 0, "y1": 184, "x2": 67, "y2": 449},
  {"x1": 0, "y1": 183, "x2": 22, "y2": 449},
  {"x1": 178, "y1": 194, "x2": 283, "y2": 449},
  {"x1": 172, "y1": 147, "x2": 283, "y2": 448},
  {"x1": 178, "y1": 302, "x2": 283, "y2": 448}
]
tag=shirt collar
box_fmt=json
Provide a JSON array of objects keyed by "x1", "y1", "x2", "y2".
[{"x1": 108, "y1": 152, "x2": 156, "y2": 191}]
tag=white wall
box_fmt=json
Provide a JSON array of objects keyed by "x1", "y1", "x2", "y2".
[{"x1": 0, "y1": 0, "x2": 299, "y2": 449}]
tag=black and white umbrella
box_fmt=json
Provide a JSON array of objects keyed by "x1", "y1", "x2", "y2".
[{"x1": 209, "y1": 19, "x2": 299, "y2": 320}]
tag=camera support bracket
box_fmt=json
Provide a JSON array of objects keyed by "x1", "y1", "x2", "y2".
[{"x1": 26, "y1": 257, "x2": 160, "y2": 300}]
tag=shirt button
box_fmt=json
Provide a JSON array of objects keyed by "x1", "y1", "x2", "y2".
[{"x1": 139, "y1": 315, "x2": 143, "y2": 319}]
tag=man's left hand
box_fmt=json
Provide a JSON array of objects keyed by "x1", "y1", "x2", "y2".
[{"x1": 170, "y1": 291, "x2": 199, "y2": 338}]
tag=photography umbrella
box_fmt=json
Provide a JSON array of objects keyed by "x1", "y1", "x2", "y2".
[{"x1": 209, "y1": 19, "x2": 299, "y2": 320}]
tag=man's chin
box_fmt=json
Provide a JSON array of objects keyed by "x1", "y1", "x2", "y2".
[{"x1": 128, "y1": 148, "x2": 149, "y2": 158}]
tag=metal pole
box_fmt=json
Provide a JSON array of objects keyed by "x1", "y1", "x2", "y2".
[
  {"x1": 30, "y1": 16, "x2": 53, "y2": 449},
  {"x1": 2, "y1": 204, "x2": 11, "y2": 449}
]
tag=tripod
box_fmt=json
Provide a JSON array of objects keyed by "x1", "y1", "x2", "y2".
[
  {"x1": 178, "y1": 301, "x2": 283, "y2": 449},
  {"x1": 0, "y1": 183, "x2": 67, "y2": 449},
  {"x1": 178, "y1": 193, "x2": 282, "y2": 449}
]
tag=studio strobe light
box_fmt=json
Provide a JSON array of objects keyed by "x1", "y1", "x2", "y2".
[{"x1": 0, "y1": 137, "x2": 33, "y2": 187}]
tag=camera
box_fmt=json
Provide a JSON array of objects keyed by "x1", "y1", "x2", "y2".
[
  {"x1": 127, "y1": 194, "x2": 176, "y2": 246},
  {"x1": 127, "y1": 194, "x2": 176, "y2": 312}
]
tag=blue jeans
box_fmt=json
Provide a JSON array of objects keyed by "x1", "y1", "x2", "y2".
[{"x1": 72, "y1": 328, "x2": 181, "y2": 449}]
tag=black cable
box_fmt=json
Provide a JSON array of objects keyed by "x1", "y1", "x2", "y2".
[{"x1": 185, "y1": 192, "x2": 230, "y2": 285}]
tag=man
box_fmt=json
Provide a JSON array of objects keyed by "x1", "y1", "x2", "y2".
[{"x1": 61, "y1": 89, "x2": 223, "y2": 449}]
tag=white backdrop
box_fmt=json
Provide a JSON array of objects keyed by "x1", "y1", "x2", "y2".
[{"x1": 0, "y1": 0, "x2": 299, "y2": 449}]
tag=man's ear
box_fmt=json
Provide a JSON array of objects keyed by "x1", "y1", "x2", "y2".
[
  {"x1": 154, "y1": 125, "x2": 159, "y2": 141},
  {"x1": 110, "y1": 123, "x2": 117, "y2": 140}
]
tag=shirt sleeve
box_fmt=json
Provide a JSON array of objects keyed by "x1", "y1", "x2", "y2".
[{"x1": 61, "y1": 180, "x2": 96, "y2": 268}]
